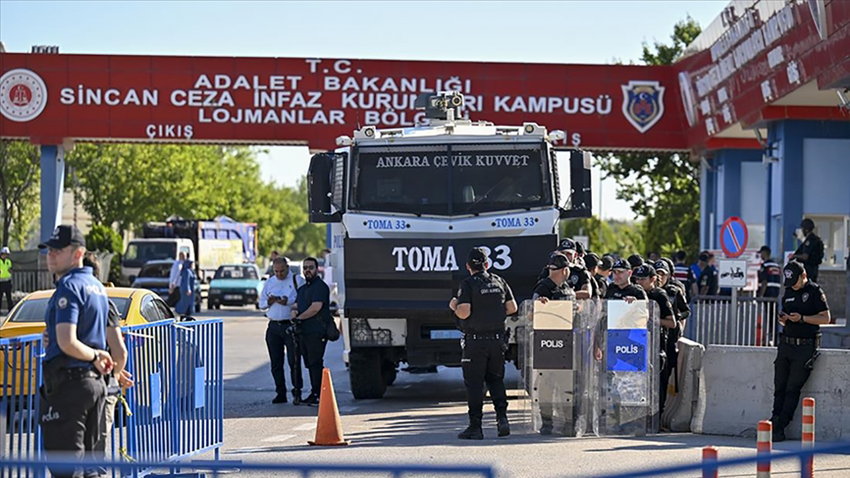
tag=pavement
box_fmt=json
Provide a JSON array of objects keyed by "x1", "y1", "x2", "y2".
[{"x1": 183, "y1": 307, "x2": 850, "y2": 478}]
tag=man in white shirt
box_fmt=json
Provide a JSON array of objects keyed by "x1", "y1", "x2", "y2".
[
  {"x1": 167, "y1": 252, "x2": 185, "y2": 307},
  {"x1": 260, "y1": 257, "x2": 306, "y2": 404}
]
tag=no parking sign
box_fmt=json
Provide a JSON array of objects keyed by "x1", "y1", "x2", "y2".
[{"x1": 720, "y1": 217, "x2": 748, "y2": 259}]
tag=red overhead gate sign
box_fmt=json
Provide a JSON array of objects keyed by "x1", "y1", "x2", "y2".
[{"x1": 0, "y1": 54, "x2": 687, "y2": 151}]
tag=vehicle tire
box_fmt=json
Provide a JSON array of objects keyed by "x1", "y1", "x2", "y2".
[
  {"x1": 349, "y1": 348, "x2": 387, "y2": 399},
  {"x1": 382, "y1": 361, "x2": 397, "y2": 387}
]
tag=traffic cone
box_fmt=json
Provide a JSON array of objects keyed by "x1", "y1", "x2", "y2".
[{"x1": 308, "y1": 368, "x2": 350, "y2": 446}]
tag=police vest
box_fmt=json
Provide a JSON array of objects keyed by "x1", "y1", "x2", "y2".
[{"x1": 0, "y1": 258, "x2": 11, "y2": 280}]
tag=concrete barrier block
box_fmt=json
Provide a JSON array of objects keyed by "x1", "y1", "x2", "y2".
[
  {"x1": 699, "y1": 345, "x2": 850, "y2": 441},
  {"x1": 661, "y1": 338, "x2": 706, "y2": 433}
]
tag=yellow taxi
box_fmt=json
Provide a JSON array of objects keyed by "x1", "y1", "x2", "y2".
[{"x1": 1, "y1": 287, "x2": 176, "y2": 399}]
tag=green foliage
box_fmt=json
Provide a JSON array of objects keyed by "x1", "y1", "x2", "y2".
[
  {"x1": 0, "y1": 140, "x2": 41, "y2": 249},
  {"x1": 596, "y1": 17, "x2": 702, "y2": 260},
  {"x1": 67, "y1": 143, "x2": 320, "y2": 262},
  {"x1": 85, "y1": 224, "x2": 123, "y2": 253},
  {"x1": 561, "y1": 217, "x2": 644, "y2": 257}
]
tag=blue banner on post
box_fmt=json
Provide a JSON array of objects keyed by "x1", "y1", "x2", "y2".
[{"x1": 607, "y1": 329, "x2": 647, "y2": 372}]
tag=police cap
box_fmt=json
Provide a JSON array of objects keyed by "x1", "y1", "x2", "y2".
[
  {"x1": 611, "y1": 259, "x2": 630, "y2": 271},
  {"x1": 38, "y1": 225, "x2": 86, "y2": 250},
  {"x1": 584, "y1": 253, "x2": 600, "y2": 270},
  {"x1": 783, "y1": 260, "x2": 805, "y2": 287},
  {"x1": 653, "y1": 260, "x2": 670, "y2": 274},
  {"x1": 467, "y1": 247, "x2": 488, "y2": 267},
  {"x1": 548, "y1": 254, "x2": 570, "y2": 270},
  {"x1": 557, "y1": 238, "x2": 576, "y2": 252},
  {"x1": 633, "y1": 264, "x2": 657, "y2": 278},
  {"x1": 627, "y1": 254, "x2": 644, "y2": 269}
]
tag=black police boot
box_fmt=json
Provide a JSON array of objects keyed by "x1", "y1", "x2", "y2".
[
  {"x1": 271, "y1": 393, "x2": 287, "y2": 404},
  {"x1": 292, "y1": 390, "x2": 302, "y2": 406},
  {"x1": 497, "y1": 415, "x2": 511, "y2": 437},
  {"x1": 303, "y1": 393, "x2": 320, "y2": 406},
  {"x1": 539, "y1": 418, "x2": 554, "y2": 435},
  {"x1": 458, "y1": 424, "x2": 484, "y2": 440},
  {"x1": 772, "y1": 423, "x2": 786, "y2": 443}
]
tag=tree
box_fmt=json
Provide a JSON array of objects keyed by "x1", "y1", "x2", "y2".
[
  {"x1": 0, "y1": 141, "x2": 41, "y2": 249},
  {"x1": 561, "y1": 216, "x2": 645, "y2": 257},
  {"x1": 595, "y1": 17, "x2": 702, "y2": 261},
  {"x1": 288, "y1": 177, "x2": 327, "y2": 258}
]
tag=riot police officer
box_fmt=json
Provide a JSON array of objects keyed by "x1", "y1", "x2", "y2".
[
  {"x1": 605, "y1": 259, "x2": 647, "y2": 300},
  {"x1": 632, "y1": 264, "x2": 677, "y2": 415},
  {"x1": 449, "y1": 247, "x2": 517, "y2": 440},
  {"x1": 771, "y1": 261, "x2": 830, "y2": 442},
  {"x1": 39, "y1": 225, "x2": 114, "y2": 477},
  {"x1": 531, "y1": 254, "x2": 576, "y2": 435}
]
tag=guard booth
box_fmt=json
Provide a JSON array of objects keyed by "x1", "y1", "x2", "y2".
[{"x1": 516, "y1": 299, "x2": 661, "y2": 437}]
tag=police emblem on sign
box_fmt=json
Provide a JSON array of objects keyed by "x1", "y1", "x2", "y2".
[{"x1": 621, "y1": 80, "x2": 665, "y2": 134}]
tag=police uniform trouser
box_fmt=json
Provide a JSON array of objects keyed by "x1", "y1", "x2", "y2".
[
  {"x1": 40, "y1": 375, "x2": 107, "y2": 478},
  {"x1": 772, "y1": 342, "x2": 817, "y2": 429},
  {"x1": 265, "y1": 320, "x2": 303, "y2": 395},
  {"x1": 0, "y1": 281, "x2": 12, "y2": 311},
  {"x1": 659, "y1": 328, "x2": 679, "y2": 415},
  {"x1": 461, "y1": 337, "x2": 508, "y2": 425},
  {"x1": 298, "y1": 332, "x2": 327, "y2": 397}
]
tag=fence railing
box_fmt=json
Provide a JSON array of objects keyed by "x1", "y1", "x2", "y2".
[
  {"x1": 688, "y1": 295, "x2": 780, "y2": 347},
  {"x1": 10, "y1": 270, "x2": 54, "y2": 296},
  {"x1": 0, "y1": 458, "x2": 496, "y2": 478},
  {"x1": 1, "y1": 319, "x2": 224, "y2": 478},
  {"x1": 0, "y1": 333, "x2": 43, "y2": 478}
]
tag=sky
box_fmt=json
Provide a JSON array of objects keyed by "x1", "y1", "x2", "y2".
[{"x1": 0, "y1": 0, "x2": 728, "y2": 220}]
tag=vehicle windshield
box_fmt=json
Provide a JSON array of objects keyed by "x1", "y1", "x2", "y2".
[
  {"x1": 214, "y1": 266, "x2": 258, "y2": 280},
  {"x1": 8, "y1": 297, "x2": 132, "y2": 323},
  {"x1": 139, "y1": 263, "x2": 173, "y2": 278},
  {"x1": 124, "y1": 242, "x2": 177, "y2": 268},
  {"x1": 351, "y1": 142, "x2": 550, "y2": 216}
]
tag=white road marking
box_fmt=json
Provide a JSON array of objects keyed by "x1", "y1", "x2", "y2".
[
  {"x1": 293, "y1": 422, "x2": 317, "y2": 431},
  {"x1": 261, "y1": 434, "x2": 296, "y2": 443}
]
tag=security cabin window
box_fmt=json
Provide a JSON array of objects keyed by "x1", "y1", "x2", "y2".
[
  {"x1": 350, "y1": 142, "x2": 550, "y2": 216},
  {"x1": 807, "y1": 215, "x2": 848, "y2": 270}
]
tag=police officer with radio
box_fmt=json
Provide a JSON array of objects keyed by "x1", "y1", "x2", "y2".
[
  {"x1": 449, "y1": 247, "x2": 517, "y2": 440},
  {"x1": 794, "y1": 218, "x2": 825, "y2": 283},
  {"x1": 39, "y1": 225, "x2": 115, "y2": 478},
  {"x1": 771, "y1": 261, "x2": 830, "y2": 442}
]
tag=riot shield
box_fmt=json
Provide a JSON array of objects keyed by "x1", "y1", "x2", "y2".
[
  {"x1": 529, "y1": 299, "x2": 576, "y2": 435},
  {"x1": 599, "y1": 300, "x2": 660, "y2": 436}
]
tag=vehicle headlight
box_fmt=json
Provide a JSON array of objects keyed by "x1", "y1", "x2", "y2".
[{"x1": 246, "y1": 288, "x2": 256, "y2": 295}]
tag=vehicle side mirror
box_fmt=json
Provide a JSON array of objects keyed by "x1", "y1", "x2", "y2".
[
  {"x1": 203, "y1": 276, "x2": 211, "y2": 284},
  {"x1": 559, "y1": 150, "x2": 592, "y2": 219},
  {"x1": 308, "y1": 153, "x2": 343, "y2": 223}
]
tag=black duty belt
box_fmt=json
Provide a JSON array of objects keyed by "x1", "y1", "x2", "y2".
[
  {"x1": 780, "y1": 334, "x2": 821, "y2": 347},
  {"x1": 465, "y1": 332, "x2": 505, "y2": 341},
  {"x1": 269, "y1": 320, "x2": 292, "y2": 325},
  {"x1": 62, "y1": 367, "x2": 100, "y2": 380}
]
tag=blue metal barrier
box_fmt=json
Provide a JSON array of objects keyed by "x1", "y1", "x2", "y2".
[
  {"x1": 118, "y1": 319, "x2": 224, "y2": 470},
  {"x1": 0, "y1": 458, "x2": 496, "y2": 478},
  {"x1": 598, "y1": 440, "x2": 850, "y2": 478},
  {"x1": 0, "y1": 333, "x2": 43, "y2": 478},
  {"x1": 1, "y1": 319, "x2": 223, "y2": 478}
]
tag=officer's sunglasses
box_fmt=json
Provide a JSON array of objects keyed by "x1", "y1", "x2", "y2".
[{"x1": 303, "y1": 265, "x2": 316, "y2": 271}]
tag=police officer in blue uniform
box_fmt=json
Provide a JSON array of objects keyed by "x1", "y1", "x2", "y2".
[
  {"x1": 39, "y1": 225, "x2": 114, "y2": 478},
  {"x1": 450, "y1": 247, "x2": 517, "y2": 440},
  {"x1": 771, "y1": 261, "x2": 831, "y2": 442}
]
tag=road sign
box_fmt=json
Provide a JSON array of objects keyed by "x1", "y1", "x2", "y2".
[
  {"x1": 718, "y1": 259, "x2": 748, "y2": 288},
  {"x1": 720, "y1": 217, "x2": 748, "y2": 258}
]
